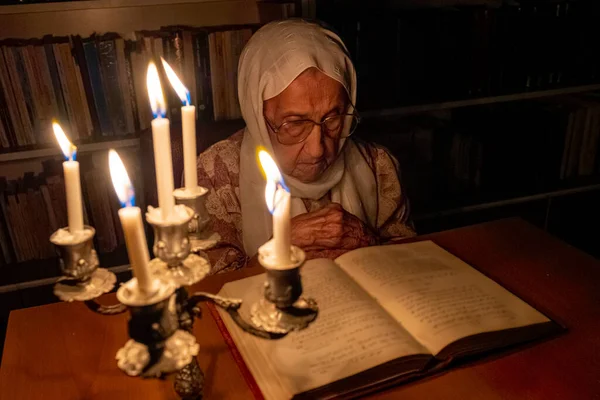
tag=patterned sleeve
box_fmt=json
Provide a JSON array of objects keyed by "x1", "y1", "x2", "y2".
[
  {"x1": 196, "y1": 133, "x2": 248, "y2": 273},
  {"x1": 367, "y1": 144, "x2": 417, "y2": 239}
]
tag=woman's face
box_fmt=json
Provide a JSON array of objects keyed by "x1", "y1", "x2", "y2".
[{"x1": 263, "y1": 68, "x2": 348, "y2": 183}]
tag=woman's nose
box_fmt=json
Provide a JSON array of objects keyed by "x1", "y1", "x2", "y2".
[{"x1": 303, "y1": 124, "x2": 325, "y2": 159}]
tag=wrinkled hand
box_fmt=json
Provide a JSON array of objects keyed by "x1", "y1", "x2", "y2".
[{"x1": 291, "y1": 203, "x2": 377, "y2": 259}]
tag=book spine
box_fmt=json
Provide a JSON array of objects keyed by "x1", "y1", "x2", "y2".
[
  {"x1": 60, "y1": 42, "x2": 91, "y2": 138},
  {"x1": 115, "y1": 38, "x2": 136, "y2": 134},
  {"x1": 83, "y1": 40, "x2": 113, "y2": 136},
  {"x1": 72, "y1": 36, "x2": 101, "y2": 138},
  {"x1": 46, "y1": 175, "x2": 68, "y2": 229},
  {"x1": 97, "y1": 38, "x2": 127, "y2": 136},
  {"x1": 20, "y1": 46, "x2": 42, "y2": 142},
  {"x1": 153, "y1": 36, "x2": 164, "y2": 60},
  {"x1": 163, "y1": 31, "x2": 181, "y2": 121},
  {"x1": 23, "y1": 45, "x2": 53, "y2": 144},
  {"x1": 7, "y1": 47, "x2": 36, "y2": 145},
  {"x1": 16, "y1": 190, "x2": 35, "y2": 261},
  {"x1": 0, "y1": 78, "x2": 12, "y2": 148},
  {"x1": 6, "y1": 194, "x2": 25, "y2": 262},
  {"x1": 0, "y1": 47, "x2": 24, "y2": 146},
  {"x1": 44, "y1": 41, "x2": 68, "y2": 124},
  {"x1": 32, "y1": 187, "x2": 55, "y2": 259},
  {"x1": 53, "y1": 42, "x2": 79, "y2": 139},
  {"x1": 0, "y1": 190, "x2": 15, "y2": 264},
  {"x1": 231, "y1": 29, "x2": 251, "y2": 119},
  {"x1": 73, "y1": 61, "x2": 94, "y2": 138},
  {"x1": 194, "y1": 30, "x2": 213, "y2": 121},
  {"x1": 124, "y1": 41, "x2": 140, "y2": 132},
  {"x1": 222, "y1": 30, "x2": 233, "y2": 120},
  {"x1": 130, "y1": 49, "x2": 151, "y2": 131},
  {"x1": 34, "y1": 45, "x2": 60, "y2": 143},
  {"x1": 40, "y1": 183, "x2": 59, "y2": 232},
  {"x1": 209, "y1": 32, "x2": 225, "y2": 121},
  {"x1": 182, "y1": 30, "x2": 197, "y2": 107},
  {"x1": 0, "y1": 111, "x2": 8, "y2": 148}
]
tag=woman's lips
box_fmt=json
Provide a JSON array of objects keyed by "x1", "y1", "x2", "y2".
[{"x1": 298, "y1": 158, "x2": 327, "y2": 166}]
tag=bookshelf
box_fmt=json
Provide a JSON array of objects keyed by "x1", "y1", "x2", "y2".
[
  {"x1": 0, "y1": 136, "x2": 139, "y2": 163},
  {"x1": 361, "y1": 84, "x2": 600, "y2": 119},
  {"x1": 328, "y1": 0, "x2": 600, "y2": 258},
  {"x1": 0, "y1": 0, "x2": 266, "y2": 38},
  {"x1": 0, "y1": 1, "x2": 302, "y2": 294}
]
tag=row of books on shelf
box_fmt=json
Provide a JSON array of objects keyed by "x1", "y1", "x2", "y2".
[
  {"x1": 0, "y1": 25, "x2": 257, "y2": 150},
  {"x1": 367, "y1": 93, "x2": 600, "y2": 211},
  {"x1": 436, "y1": 93, "x2": 600, "y2": 196},
  {"x1": 0, "y1": 149, "x2": 141, "y2": 265},
  {"x1": 325, "y1": 0, "x2": 600, "y2": 109}
]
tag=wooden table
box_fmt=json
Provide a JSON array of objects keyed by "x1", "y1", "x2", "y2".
[{"x1": 1, "y1": 218, "x2": 599, "y2": 399}]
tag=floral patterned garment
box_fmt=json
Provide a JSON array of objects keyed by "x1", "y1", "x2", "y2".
[{"x1": 196, "y1": 130, "x2": 416, "y2": 273}]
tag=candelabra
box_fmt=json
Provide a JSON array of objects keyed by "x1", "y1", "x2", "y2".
[{"x1": 50, "y1": 197, "x2": 318, "y2": 399}]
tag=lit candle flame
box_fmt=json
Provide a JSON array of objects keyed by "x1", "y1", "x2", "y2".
[
  {"x1": 161, "y1": 57, "x2": 191, "y2": 106},
  {"x1": 109, "y1": 149, "x2": 135, "y2": 208},
  {"x1": 258, "y1": 149, "x2": 288, "y2": 214},
  {"x1": 52, "y1": 121, "x2": 77, "y2": 161},
  {"x1": 147, "y1": 62, "x2": 167, "y2": 118}
]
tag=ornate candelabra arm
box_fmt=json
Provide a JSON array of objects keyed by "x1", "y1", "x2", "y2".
[
  {"x1": 84, "y1": 300, "x2": 128, "y2": 315},
  {"x1": 187, "y1": 292, "x2": 285, "y2": 340},
  {"x1": 187, "y1": 292, "x2": 242, "y2": 310}
]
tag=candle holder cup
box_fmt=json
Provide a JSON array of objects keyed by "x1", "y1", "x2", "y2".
[
  {"x1": 249, "y1": 240, "x2": 318, "y2": 334},
  {"x1": 50, "y1": 226, "x2": 116, "y2": 302},
  {"x1": 147, "y1": 205, "x2": 195, "y2": 268},
  {"x1": 173, "y1": 187, "x2": 220, "y2": 252},
  {"x1": 147, "y1": 204, "x2": 211, "y2": 287},
  {"x1": 116, "y1": 278, "x2": 199, "y2": 378}
]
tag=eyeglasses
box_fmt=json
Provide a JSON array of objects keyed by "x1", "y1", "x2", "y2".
[{"x1": 265, "y1": 112, "x2": 360, "y2": 145}]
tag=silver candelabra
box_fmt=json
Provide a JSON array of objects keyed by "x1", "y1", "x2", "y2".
[{"x1": 49, "y1": 187, "x2": 319, "y2": 399}]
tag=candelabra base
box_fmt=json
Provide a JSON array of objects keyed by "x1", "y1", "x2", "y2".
[
  {"x1": 116, "y1": 329, "x2": 200, "y2": 378},
  {"x1": 53, "y1": 268, "x2": 116, "y2": 302},
  {"x1": 250, "y1": 297, "x2": 319, "y2": 335}
]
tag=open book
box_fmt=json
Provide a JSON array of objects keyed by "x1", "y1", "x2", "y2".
[{"x1": 214, "y1": 241, "x2": 561, "y2": 400}]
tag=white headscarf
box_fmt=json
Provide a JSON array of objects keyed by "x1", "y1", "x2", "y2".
[{"x1": 238, "y1": 19, "x2": 378, "y2": 256}]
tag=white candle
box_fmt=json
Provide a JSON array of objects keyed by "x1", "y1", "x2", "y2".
[
  {"x1": 272, "y1": 186, "x2": 291, "y2": 263},
  {"x1": 52, "y1": 121, "x2": 84, "y2": 233},
  {"x1": 161, "y1": 57, "x2": 197, "y2": 190},
  {"x1": 109, "y1": 150, "x2": 153, "y2": 295},
  {"x1": 151, "y1": 118, "x2": 175, "y2": 220},
  {"x1": 259, "y1": 150, "x2": 291, "y2": 264},
  {"x1": 147, "y1": 62, "x2": 175, "y2": 220},
  {"x1": 182, "y1": 105, "x2": 197, "y2": 190}
]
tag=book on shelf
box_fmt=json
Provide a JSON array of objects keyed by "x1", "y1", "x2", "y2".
[
  {"x1": 327, "y1": 1, "x2": 599, "y2": 110},
  {"x1": 0, "y1": 147, "x2": 141, "y2": 266},
  {"x1": 213, "y1": 241, "x2": 562, "y2": 400},
  {"x1": 0, "y1": 23, "x2": 261, "y2": 152}
]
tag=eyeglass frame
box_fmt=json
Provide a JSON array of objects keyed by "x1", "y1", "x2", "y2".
[{"x1": 264, "y1": 107, "x2": 361, "y2": 146}]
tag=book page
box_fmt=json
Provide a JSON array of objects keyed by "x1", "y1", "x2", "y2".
[
  {"x1": 336, "y1": 241, "x2": 550, "y2": 355},
  {"x1": 217, "y1": 259, "x2": 429, "y2": 400}
]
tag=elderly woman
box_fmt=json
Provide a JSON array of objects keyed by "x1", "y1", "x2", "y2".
[{"x1": 197, "y1": 20, "x2": 415, "y2": 273}]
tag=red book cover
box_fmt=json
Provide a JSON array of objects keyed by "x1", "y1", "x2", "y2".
[{"x1": 206, "y1": 303, "x2": 264, "y2": 400}]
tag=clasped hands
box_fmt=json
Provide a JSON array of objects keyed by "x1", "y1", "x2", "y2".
[
  {"x1": 291, "y1": 203, "x2": 377, "y2": 260},
  {"x1": 247, "y1": 203, "x2": 377, "y2": 268}
]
